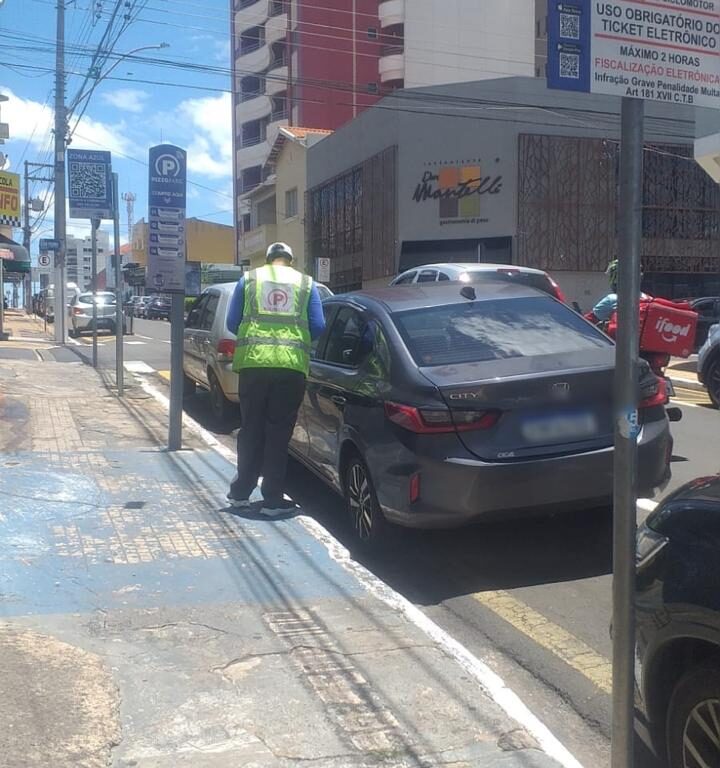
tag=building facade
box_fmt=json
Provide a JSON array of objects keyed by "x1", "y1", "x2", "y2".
[
  {"x1": 231, "y1": 0, "x2": 536, "y2": 259},
  {"x1": 306, "y1": 78, "x2": 720, "y2": 307},
  {"x1": 238, "y1": 126, "x2": 331, "y2": 271},
  {"x1": 65, "y1": 231, "x2": 110, "y2": 290}
]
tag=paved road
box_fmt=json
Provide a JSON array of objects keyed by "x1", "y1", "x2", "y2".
[{"x1": 71, "y1": 317, "x2": 720, "y2": 766}]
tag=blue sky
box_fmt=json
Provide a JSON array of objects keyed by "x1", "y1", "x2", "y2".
[{"x1": 0, "y1": 0, "x2": 232, "y2": 256}]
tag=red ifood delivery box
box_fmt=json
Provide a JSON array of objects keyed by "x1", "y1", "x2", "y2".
[
  {"x1": 638, "y1": 299, "x2": 697, "y2": 358},
  {"x1": 607, "y1": 298, "x2": 698, "y2": 358}
]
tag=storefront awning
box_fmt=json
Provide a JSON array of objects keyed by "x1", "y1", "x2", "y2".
[{"x1": 0, "y1": 234, "x2": 30, "y2": 273}]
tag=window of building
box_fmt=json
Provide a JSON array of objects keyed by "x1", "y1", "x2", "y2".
[
  {"x1": 285, "y1": 187, "x2": 298, "y2": 219},
  {"x1": 367, "y1": 27, "x2": 378, "y2": 39}
]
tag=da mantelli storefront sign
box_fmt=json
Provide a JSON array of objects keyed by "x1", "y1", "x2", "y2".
[{"x1": 411, "y1": 159, "x2": 503, "y2": 226}]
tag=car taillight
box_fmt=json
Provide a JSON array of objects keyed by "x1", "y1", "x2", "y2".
[
  {"x1": 547, "y1": 276, "x2": 566, "y2": 303},
  {"x1": 384, "y1": 402, "x2": 501, "y2": 433},
  {"x1": 639, "y1": 376, "x2": 668, "y2": 409},
  {"x1": 409, "y1": 472, "x2": 421, "y2": 503},
  {"x1": 72, "y1": 307, "x2": 83, "y2": 315},
  {"x1": 217, "y1": 339, "x2": 236, "y2": 360}
]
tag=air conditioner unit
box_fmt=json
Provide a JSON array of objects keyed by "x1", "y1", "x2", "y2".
[{"x1": 694, "y1": 132, "x2": 720, "y2": 183}]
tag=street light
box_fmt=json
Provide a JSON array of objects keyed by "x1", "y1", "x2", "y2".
[{"x1": 69, "y1": 43, "x2": 170, "y2": 115}]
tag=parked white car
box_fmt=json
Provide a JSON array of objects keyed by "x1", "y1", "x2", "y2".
[{"x1": 390, "y1": 263, "x2": 566, "y2": 302}]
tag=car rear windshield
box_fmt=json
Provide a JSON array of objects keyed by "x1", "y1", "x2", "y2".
[
  {"x1": 393, "y1": 296, "x2": 611, "y2": 366},
  {"x1": 464, "y1": 270, "x2": 553, "y2": 295},
  {"x1": 79, "y1": 293, "x2": 116, "y2": 304}
]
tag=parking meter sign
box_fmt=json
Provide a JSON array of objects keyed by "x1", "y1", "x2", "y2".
[
  {"x1": 146, "y1": 144, "x2": 186, "y2": 293},
  {"x1": 38, "y1": 253, "x2": 52, "y2": 268}
]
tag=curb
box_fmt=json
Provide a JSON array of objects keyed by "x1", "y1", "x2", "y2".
[{"x1": 668, "y1": 375, "x2": 704, "y2": 393}]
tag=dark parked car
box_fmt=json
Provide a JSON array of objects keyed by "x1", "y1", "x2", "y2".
[
  {"x1": 147, "y1": 296, "x2": 171, "y2": 320},
  {"x1": 636, "y1": 474, "x2": 720, "y2": 767},
  {"x1": 690, "y1": 297, "x2": 720, "y2": 350},
  {"x1": 698, "y1": 322, "x2": 720, "y2": 408},
  {"x1": 288, "y1": 284, "x2": 673, "y2": 545}
]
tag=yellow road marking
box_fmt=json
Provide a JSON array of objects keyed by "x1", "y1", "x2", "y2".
[
  {"x1": 473, "y1": 590, "x2": 612, "y2": 694},
  {"x1": 157, "y1": 370, "x2": 170, "y2": 382}
]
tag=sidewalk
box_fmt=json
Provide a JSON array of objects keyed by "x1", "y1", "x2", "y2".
[{"x1": 0, "y1": 353, "x2": 571, "y2": 767}]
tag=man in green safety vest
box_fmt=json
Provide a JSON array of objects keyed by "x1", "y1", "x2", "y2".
[{"x1": 226, "y1": 242, "x2": 326, "y2": 516}]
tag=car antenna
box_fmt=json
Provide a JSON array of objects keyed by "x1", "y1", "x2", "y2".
[{"x1": 460, "y1": 285, "x2": 476, "y2": 301}]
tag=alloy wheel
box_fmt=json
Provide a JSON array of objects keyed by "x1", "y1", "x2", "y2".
[
  {"x1": 682, "y1": 698, "x2": 720, "y2": 767},
  {"x1": 348, "y1": 462, "x2": 373, "y2": 540}
]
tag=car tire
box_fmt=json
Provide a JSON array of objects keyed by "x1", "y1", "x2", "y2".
[
  {"x1": 667, "y1": 661, "x2": 720, "y2": 768},
  {"x1": 706, "y1": 358, "x2": 720, "y2": 409},
  {"x1": 343, "y1": 454, "x2": 390, "y2": 550},
  {"x1": 182, "y1": 373, "x2": 196, "y2": 399},
  {"x1": 208, "y1": 370, "x2": 234, "y2": 424},
  {"x1": 68, "y1": 326, "x2": 78, "y2": 338}
]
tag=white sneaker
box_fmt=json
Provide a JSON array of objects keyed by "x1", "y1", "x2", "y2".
[
  {"x1": 258, "y1": 500, "x2": 298, "y2": 517},
  {"x1": 226, "y1": 493, "x2": 251, "y2": 509}
]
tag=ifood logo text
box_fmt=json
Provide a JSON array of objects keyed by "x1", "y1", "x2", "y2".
[{"x1": 656, "y1": 317, "x2": 692, "y2": 344}]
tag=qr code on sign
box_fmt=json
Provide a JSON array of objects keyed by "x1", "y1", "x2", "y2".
[
  {"x1": 560, "y1": 12, "x2": 580, "y2": 40},
  {"x1": 560, "y1": 52, "x2": 580, "y2": 79},
  {"x1": 69, "y1": 161, "x2": 107, "y2": 200}
]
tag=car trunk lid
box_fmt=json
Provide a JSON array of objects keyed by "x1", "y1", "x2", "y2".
[{"x1": 420, "y1": 349, "x2": 616, "y2": 461}]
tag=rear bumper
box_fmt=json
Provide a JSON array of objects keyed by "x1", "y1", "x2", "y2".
[
  {"x1": 214, "y1": 363, "x2": 239, "y2": 403},
  {"x1": 72, "y1": 314, "x2": 118, "y2": 331},
  {"x1": 373, "y1": 417, "x2": 672, "y2": 529}
]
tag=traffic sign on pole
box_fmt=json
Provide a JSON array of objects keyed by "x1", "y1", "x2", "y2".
[
  {"x1": 39, "y1": 238, "x2": 60, "y2": 252},
  {"x1": 147, "y1": 144, "x2": 187, "y2": 452},
  {"x1": 38, "y1": 253, "x2": 52, "y2": 268},
  {"x1": 146, "y1": 144, "x2": 187, "y2": 294},
  {"x1": 67, "y1": 149, "x2": 113, "y2": 220},
  {"x1": 548, "y1": 0, "x2": 720, "y2": 107},
  {"x1": 546, "y1": 3, "x2": 720, "y2": 765}
]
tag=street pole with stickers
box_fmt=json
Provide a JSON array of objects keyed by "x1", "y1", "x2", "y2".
[
  {"x1": 547, "y1": 1, "x2": 720, "y2": 763},
  {"x1": 146, "y1": 144, "x2": 187, "y2": 451}
]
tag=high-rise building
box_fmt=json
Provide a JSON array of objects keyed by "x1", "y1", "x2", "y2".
[
  {"x1": 65, "y1": 230, "x2": 110, "y2": 290},
  {"x1": 231, "y1": 0, "x2": 535, "y2": 255}
]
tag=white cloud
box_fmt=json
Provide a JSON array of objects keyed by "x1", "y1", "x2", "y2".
[
  {"x1": 100, "y1": 88, "x2": 149, "y2": 114},
  {"x1": 0, "y1": 87, "x2": 133, "y2": 158},
  {"x1": 177, "y1": 93, "x2": 232, "y2": 179}
]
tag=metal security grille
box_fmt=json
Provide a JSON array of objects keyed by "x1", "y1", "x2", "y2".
[
  {"x1": 517, "y1": 134, "x2": 720, "y2": 277},
  {"x1": 517, "y1": 134, "x2": 618, "y2": 273}
]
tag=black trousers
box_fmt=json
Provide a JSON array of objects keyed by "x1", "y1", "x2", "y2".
[{"x1": 230, "y1": 367, "x2": 306, "y2": 504}]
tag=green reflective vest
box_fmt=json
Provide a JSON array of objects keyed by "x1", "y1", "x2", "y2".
[{"x1": 232, "y1": 264, "x2": 313, "y2": 375}]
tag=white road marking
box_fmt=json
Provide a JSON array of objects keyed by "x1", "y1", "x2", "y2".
[
  {"x1": 134, "y1": 334, "x2": 154, "y2": 340},
  {"x1": 124, "y1": 361, "x2": 155, "y2": 374},
  {"x1": 138, "y1": 378, "x2": 584, "y2": 768},
  {"x1": 124, "y1": 341, "x2": 146, "y2": 345}
]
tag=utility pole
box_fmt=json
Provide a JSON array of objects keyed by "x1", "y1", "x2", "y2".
[
  {"x1": 23, "y1": 160, "x2": 30, "y2": 310},
  {"x1": 54, "y1": 0, "x2": 67, "y2": 344},
  {"x1": 112, "y1": 172, "x2": 124, "y2": 395}
]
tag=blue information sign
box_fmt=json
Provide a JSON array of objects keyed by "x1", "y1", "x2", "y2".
[
  {"x1": 147, "y1": 144, "x2": 187, "y2": 293},
  {"x1": 67, "y1": 149, "x2": 112, "y2": 220},
  {"x1": 547, "y1": 1, "x2": 591, "y2": 94},
  {"x1": 149, "y1": 144, "x2": 187, "y2": 209}
]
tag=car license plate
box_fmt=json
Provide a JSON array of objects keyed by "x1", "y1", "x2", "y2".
[
  {"x1": 664, "y1": 378, "x2": 675, "y2": 398},
  {"x1": 521, "y1": 412, "x2": 598, "y2": 444}
]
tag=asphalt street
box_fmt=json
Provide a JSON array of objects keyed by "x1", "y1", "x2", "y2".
[{"x1": 71, "y1": 316, "x2": 720, "y2": 767}]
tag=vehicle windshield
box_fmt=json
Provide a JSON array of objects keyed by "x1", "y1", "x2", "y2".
[
  {"x1": 393, "y1": 296, "x2": 611, "y2": 367},
  {"x1": 79, "y1": 292, "x2": 116, "y2": 305}
]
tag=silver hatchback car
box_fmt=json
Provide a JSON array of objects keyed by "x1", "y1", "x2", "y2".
[
  {"x1": 183, "y1": 284, "x2": 239, "y2": 422},
  {"x1": 69, "y1": 291, "x2": 126, "y2": 337}
]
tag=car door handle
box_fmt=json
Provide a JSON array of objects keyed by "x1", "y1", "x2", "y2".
[{"x1": 331, "y1": 395, "x2": 347, "y2": 406}]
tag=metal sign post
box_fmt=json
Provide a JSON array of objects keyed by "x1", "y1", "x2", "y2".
[
  {"x1": 90, "y1": 217, "x2": 100, "y2": 369},
  {"x1": 147, "y1": 144, "x2": 187, "y2": 451},
  {"x1": 613, "y1": 96, "x2": 644, "y2": 768},
  {"x1": 112, "y1": 172, "x2": 124, "y2": 396},
  {"x1": 67, "y1": 148, "x2": 113, "y2": 368}
]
